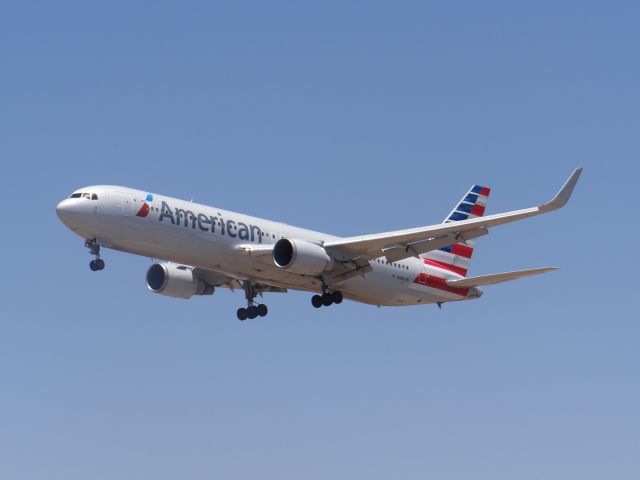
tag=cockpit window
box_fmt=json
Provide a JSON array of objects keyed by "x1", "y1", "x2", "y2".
[{"x1": 70, "y1": 192, "x2": 99, "y2": 199}]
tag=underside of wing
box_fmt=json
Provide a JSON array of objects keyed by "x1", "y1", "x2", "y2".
[
  {"x1": 193, "y1": 267, "x2": 287, "y2": 293},
  {"x1": 193, "y1": 267, "x2": 243, "y2": 289}
]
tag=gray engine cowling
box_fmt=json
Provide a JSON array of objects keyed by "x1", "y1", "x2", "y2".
[
  {"x1": 273, "y1": 238, "x2": 333, "y2": 275},
  {"x1": 146, "y1": 263, "x2": 214, "y2": 299}
]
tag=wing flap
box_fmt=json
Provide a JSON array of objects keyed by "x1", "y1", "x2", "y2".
[
  {"x1": 445, "y1": 267, "x2": 557, "y2": 288},
  {"x1": 382, "y1": 227, "x2": 489, "y2": 262}
]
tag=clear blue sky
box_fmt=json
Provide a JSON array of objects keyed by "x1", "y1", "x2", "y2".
[{"x1": 1, "y1": 2, "x2": 638, "y2": 479}]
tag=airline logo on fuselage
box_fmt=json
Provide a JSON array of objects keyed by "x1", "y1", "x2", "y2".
[
  {"x1": 136, "y1": 194, "x2": 154, "y2": 217},
  {"x1": 158, "y1": 200, "x2": 263, "y2": 242}
]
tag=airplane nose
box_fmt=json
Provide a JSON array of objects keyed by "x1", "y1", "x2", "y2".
[
  {"x1": 56, "y1": 199, "x2": 78, "y2": 225},
  {"x1": 56, "y1": 199, "x2": 70, "y2": 220}
]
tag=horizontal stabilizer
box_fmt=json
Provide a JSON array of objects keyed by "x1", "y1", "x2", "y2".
[{"x1": 446, "y1": 267, "x2": 557, "y2": 288}]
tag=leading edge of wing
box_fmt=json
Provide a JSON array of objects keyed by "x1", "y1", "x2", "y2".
[{"x1": 324, "y1": 168, "x2": 582, "y2": 260}]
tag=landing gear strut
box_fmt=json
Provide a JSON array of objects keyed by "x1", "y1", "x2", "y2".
[
  {"x1": 237, "y1": 282, "x2": 268, "y2": 321},
  {"x1": 85, "y1": 238, "x2": 105, "y2": 271},
  {"x1": 311, "y1": 290, "x2": 343, "y2": 309}
]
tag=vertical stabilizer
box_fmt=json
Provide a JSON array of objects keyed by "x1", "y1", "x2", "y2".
[{"x1": 421, "y1": 185, "x2": 490, "y2": 277}]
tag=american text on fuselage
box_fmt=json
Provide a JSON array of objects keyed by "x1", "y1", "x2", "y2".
[{"x1": 159, "y1": 201, "x2": 264, "y2": 243}]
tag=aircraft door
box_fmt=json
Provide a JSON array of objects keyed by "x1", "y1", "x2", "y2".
[{"x1": 122, "y1": 194, "x2": 133, "y2": 216}]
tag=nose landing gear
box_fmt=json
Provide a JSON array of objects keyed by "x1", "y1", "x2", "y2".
[{"x1": 85, "y1": 238, "x2": 105, "y2": 271}]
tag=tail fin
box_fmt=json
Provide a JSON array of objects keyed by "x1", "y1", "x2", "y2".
[{"x1": 421, "y1": 185, "x2": 491, "y2": 277}]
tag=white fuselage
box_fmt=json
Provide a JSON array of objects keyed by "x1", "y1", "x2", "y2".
[{"x1": 56, "y1": 185, "x2": 480, "y2": 307}]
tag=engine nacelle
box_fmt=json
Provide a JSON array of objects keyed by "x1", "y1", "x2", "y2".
[
  {"x1": 146, "y1": 263, "x2": 214, "y2": 299},
  {"x1": 273, "y1": 238, "x2": 333, "y2": 275}
]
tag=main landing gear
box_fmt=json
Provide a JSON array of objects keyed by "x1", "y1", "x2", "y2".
[
  {"x1": 237, "y1": 303, "x2": 268, "y2": 321},
  {"x1": 237, "y1": 282, "x2": 268, "y2": 321},
  {"x1": 86, "y1": 238, "x2": 105, "y2": 271},
  {"x1": 311, "y1": 291, "x2": 343, "y2": 309}
]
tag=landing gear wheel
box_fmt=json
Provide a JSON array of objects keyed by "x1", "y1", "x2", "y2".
[
  {"x1": 90, "y1": 258, "x2": 105, "y2": 271},
  {"x1": 322, "y1": 293, "x2": 334, "y2": 307},
  {"x1": 311, "y1": 295, "x2": 323, "y2": 308},
  {"x1": 332, "y1": 291, "x2": 343, "y2": 304},
  {"x1": 238, "y1": 282, "x2": 269, "y2": 320}
]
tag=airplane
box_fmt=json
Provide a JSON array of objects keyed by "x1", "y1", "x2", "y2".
[{"x1": 56, "y1": 168, "x2": 582, "y2": 320}]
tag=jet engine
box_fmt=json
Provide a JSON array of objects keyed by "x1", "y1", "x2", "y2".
[
  {"x1": 146, "y1": 263, "x2": 214, "y2": 299},
  {"x1": 273, "y1": 238, "x2": 334, "y2": 275}
]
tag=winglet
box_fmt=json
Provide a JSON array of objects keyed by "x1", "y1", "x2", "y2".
[{"x1": 539, "y1": 168, "x2": 583, "y2": 213}]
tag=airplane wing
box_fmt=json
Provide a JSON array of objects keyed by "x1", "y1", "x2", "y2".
[
  {"x1": 445, "y1": 267, "x2": 557, "y2": 288},
  {"x1": 193, "y1": 266, "x2": 288, "y2": 294},
  {"x1": 324, "y1": 168, "x2": 582, "y2": 263},
  {"x1": 193, "y1": 267, "x2": 243, "y2": 289}
]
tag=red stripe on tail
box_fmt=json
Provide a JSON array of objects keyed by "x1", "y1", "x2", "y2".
[
  {"x1": 450, "y1": 243, "x2": 474, "y2": 259},
  {"x1": 423, "y1": 258, "x2": 468, "y2": 277},
  {"x1": 415, "y1": 273, "x2": 469, "y2": 296},
  {"x1": 470, "y1": 204, "x2": 485, "y2": 216}
]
